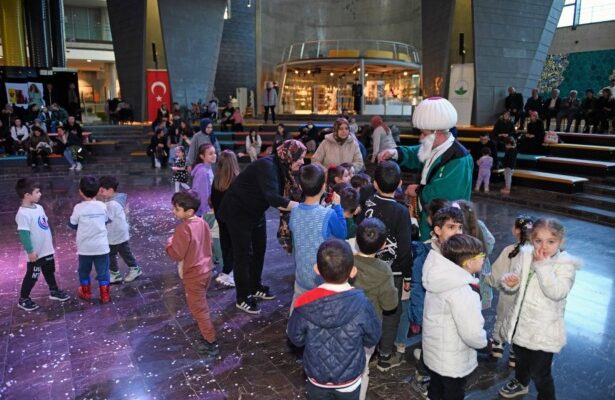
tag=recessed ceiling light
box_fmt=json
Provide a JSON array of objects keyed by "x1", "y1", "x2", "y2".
[{"x1": 86, "y1": 59, "x2": 92, "y2": 62}]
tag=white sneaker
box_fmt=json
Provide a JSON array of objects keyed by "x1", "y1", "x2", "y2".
[
  {"x1": 76, "y1": 162, "x2": 82, "y2": 171},
  {"x1": 124, "y1": 267, "x2": 143, "y2": 282},
  {"x1": 110, "y1": 270, "x2": 123, "y2": 284},
  {"x1": 395, "y1": 342, "x2": 406, "y2": 354},
  {"x1": 69, "y1": 164, "x2": 76, "y2": 170},
  {"x1": 216, "y1": 272, "x2": 235, "y2": 288}
]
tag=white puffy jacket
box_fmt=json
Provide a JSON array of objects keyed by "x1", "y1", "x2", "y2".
[
  {"x1": 422, "y1": 251, "x2": 488, "y2": 378},
  {"x1": 501, "y1": 246, "x2": 582, "y2": 353}
]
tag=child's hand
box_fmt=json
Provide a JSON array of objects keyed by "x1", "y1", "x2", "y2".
[
  {"x1": 27, "y1": 252, "x2": 38, "y2": 262},
  {"x1": 331, "y1": 192, "x2": 341, "y2": 205},
  {"x1": 533, "y1": 248, "x2": 549, "y2": 262},
  {"x1": 504, "y1": 274, "x2": 520, "y2": 287}
]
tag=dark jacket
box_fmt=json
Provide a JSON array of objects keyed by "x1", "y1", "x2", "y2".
[
  {"x1": 287, "y1": 287, "x2": 381, "y2": 385},
  {"x1": 409, "y1": 241, "x2": 429, "y2": 325},
  {"x1": 543, "y1": 97, "x2": 561, "y2": 115},
  {"x1": 471, "y1": 139, "x2": 498, "y2": 165},
  {"x1": 524, "y1": 96, "x2": 543, "y2": 115},
  {"x1": 505, "y1": 93, "x2": 524, "y2": 112},
  {"x1": 503, "y1": 148, "x2": 518, "y2": 169},
  {"x1": 217, "y1": 155, "x2": 290, "y2": 226}
]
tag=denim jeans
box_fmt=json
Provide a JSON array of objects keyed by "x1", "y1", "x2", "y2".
[
  {"x1": 78, "y1": 254, "x2": 110, "y2": 285},
  {"x1": 64, "y1": 148, "x2": 75, "y2": 166}
]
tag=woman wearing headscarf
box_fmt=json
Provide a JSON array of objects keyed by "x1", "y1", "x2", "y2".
[
  {"x1": 217, "y1": 139, "x2": 306, "y2": 314},
  {"x1": 370, "y1": 115, "x2": 396, "y2": 163},
  {"x1": 312, "y1": 117, "x2": 364, "y2": 171}
]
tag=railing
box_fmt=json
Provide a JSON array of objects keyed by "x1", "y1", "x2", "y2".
[{"x1": 280, "y1": 39, "x2": 420, "y2": 64}]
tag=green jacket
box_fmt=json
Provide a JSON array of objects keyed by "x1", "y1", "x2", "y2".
[
  {"x1": 351, "y1": 255, "x2": 399, "y2": 320},
  {"x1": 397, "y1": 141, "x2": 474, "y2": 240}
]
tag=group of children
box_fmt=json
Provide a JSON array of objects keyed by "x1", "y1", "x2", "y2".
[
  {"x1": 14, "y1": 175, "x2": 141, "y2": 311},
  {"x1": 14, "y1": 151, "x2": 580, "y2": 399}
]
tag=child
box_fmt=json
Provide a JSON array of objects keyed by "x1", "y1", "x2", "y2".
[
  {"x1": 325, "y1": 165, "x2": 351, "y2": 202},
  {"x1": 427, "y1": 206, "x2": 464, "y2": 254},
  {"x1": 98, "y1": 176, "x2": 143, "y2": 284},
  {"x1": 191, "y1": 143, "x2": 223, "y2": 266},
  {"x1": 165, "y1": 191, "x2": 219, "y2": 357},
  {"x1": 486, "y1": 215, "x2": 534, "y2": 367},
  {"x1": 172, "y1": 145, "x2": 190, "y2": 192},
  {"x1": 69, "y1": 176, "x2": 111, "y2": 303},
  {"x1": 475, "y1": 147, "x2": 493, "y2": 192},
  {"x1": 289, "y1": 164, "x2": 347, "y2": 309},
  {"x1": 340, "y1": 162, "x2": 356, "y2": 179},
  {"x1": 352, "y1": 218, "x2": 398, "y2": 400},
  {"x1": 14, "y1": 178, "x2": 69, "y2": 311},
  {"x1": 501, "y1": 137, "x2": 517, "y2": 195},
  {"x1": 422, "y1": 234, "x2": 488, "y2": 400},
  {"x1": 287, "y1": 239, "x2": 381, "y2": 399},
  {"x1": 350, "y1": 172, "x2": 374, "y2": 206},
  {"x1": 359, "y1": 161, "x2": 413, "y2": 372},
  {"x1": 455, "y1": 200, "x2": 495, "y2": 309},
  {"x1": 499, "y1": 218, "x2": 580, "y2": 399},
  {"x1": 246, "y1": 128, "x2": 262, "y2": 162},
  {"x1": 211, "y1": 150, "x2": 240, "y2": 288},
  {"x1": 339, "y1": 187, "x2": 361, "y2": 248}
]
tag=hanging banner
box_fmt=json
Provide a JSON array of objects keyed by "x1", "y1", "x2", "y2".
[
  {"x1": 146, "y1": 69, "x2": 172, "y2": 122},
  {"x1": 448, "y1": 63, "x2": 474, "y2": 126}
]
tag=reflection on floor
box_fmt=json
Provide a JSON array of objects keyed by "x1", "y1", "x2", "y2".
[{"x1": 0, "y1": 175, "x2": 613, "y2": 399}]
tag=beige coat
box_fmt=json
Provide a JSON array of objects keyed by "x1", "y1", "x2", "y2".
[{"x1": 311, "y1": 133, "x2": 364, "y2": 171}]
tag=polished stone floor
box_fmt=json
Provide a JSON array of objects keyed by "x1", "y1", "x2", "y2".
[{"x1": 0, "y1": 174, "x2": 613, "y2": 400}]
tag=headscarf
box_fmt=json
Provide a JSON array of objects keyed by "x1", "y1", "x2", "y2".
[
  {"x1": 200, "y1": 117, "x2": 217, "y2": 144},
  {"x1": 333, "y1": 117, "x2": 350, "y2": 144},
  {"x1": 370, "y1": 115, "x2": 389, "y2": 133},
  {"x1": 275, "y1": 139, "x2": 306, "y2": 254}
]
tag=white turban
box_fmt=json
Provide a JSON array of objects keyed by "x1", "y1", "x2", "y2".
[{"x1": 412, "y1": 97, "x2": 458, "y2": 131}]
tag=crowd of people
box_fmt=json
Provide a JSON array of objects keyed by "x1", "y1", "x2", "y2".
[{"x1": 12, "y1": 95, "x2": 583, "y2": 400}]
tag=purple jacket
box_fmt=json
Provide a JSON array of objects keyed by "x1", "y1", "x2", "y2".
[{"x1": 191, "y1": 163, "x2": 214, "y2": 216}]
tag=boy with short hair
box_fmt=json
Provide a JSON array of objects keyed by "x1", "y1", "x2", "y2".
[
  {"x1": 289, "y1": 164, "x2": 347, "y2": 307},
  {"x1": 339, "y1": 186, "x2": 361, "y2": 248},
  {"x1": 288, "y1": 239, "x2": 381, "y2": 399},
  {"x1": 429, "y1": 206, "x2": 465, "y2": 254},
  {"x1": 352, "y1": 218, "x2": 398, "y2": 400},
  {"x1": 165, "y1": 190, "x2": 219, "y2": 357},
  {"x1": 359, "y1": 160, "x2": 413, "y2": 372},
  {"x1": 98, "y1": 175, "x2": 142, "y2": 283},
  {"x1": 15, "y1": 178, "x2": 69, "y2": 311},
  {"x1": 69, "y1": 176, "x2": 111, "y2": 303}
]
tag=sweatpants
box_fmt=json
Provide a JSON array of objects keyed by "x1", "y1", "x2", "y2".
[
  {"x1": 183, "y1": 271, "x2": 216, "y2": 343},
  {"x1": 427, "y1": 367, "x2": 467, "y2": 400},
  {"x1": 504, "y1": 168, "x2": 514, "y2": 190},
  {"x1": 514, "y1": 344, "x2": 555, "y2": 400},
  {"x1": 109, "y1": 241, "x2": 138, "y2": 273},
  {"x1": 227, "y1": 217, "x2": 267, "y2": 303},
  {"x1": 475, "y1": 169, "x2": 491, "y2": 191},
  {"x1": 379, "y1": 275, "x2": 403, "y2": 356},
  {"x1": 20, "y1": 255, "x2": 59, "y2": 298},
  {"x1": 78, "y1": 254, "x2": 110, "y2": 285}
]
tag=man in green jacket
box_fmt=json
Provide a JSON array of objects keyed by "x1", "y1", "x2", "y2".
[{"x1": 379, "y1": 97, "x2": 473, "y2": 240}]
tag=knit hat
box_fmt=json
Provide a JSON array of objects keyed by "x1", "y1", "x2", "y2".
[{"x1": 412, "y1": 97, "x2": 457, "y2": 131}]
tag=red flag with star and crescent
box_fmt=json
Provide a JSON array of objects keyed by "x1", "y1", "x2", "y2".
[{"x1": 146, "y1": 69, "x2": 172, "y2": 122}]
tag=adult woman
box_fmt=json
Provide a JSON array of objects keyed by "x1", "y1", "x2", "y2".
[
  {"x1": 370, "y1": 115, "x2": 396, "y2": 163},
  {"x1": 217, "y1": 140, "x2": 306, "y2": 314},
  {"x1": 518, "y1": 111, "x2": 545, "y2": 154},
  {"x1": 312, "y1": 117, "x2": 364, "y2": 171},
  {"x1": 10, "y1": 118, "x2": 30, "y2": 154},
  {"x1": 246, "y1": 129, "x2": 262, "y2": 162},
  {"x1": 27, "y1": 126, "x2": 52, "y2": 168}
]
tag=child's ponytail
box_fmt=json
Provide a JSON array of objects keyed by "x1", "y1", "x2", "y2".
[{"x1": 509, "y1": 215, "x2": 534, "y2": 258}]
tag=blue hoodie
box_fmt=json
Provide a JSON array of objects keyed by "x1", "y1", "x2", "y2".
[{"x1": 287, "y1": 287, "x2": 381, "y2": 385}]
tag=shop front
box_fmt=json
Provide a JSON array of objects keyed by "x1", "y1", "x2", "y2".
[{"x1": 276, "y1": 39, "x2": 421, "y2": 116}]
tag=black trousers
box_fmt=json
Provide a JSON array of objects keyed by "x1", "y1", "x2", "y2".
[
  {"x1": 379, "y1": 275, "x2": 403, "y2": 355},
  {"x1": 217, "y1": 220, "x2": 234, "y2": 275},
  {"x1": 264, "y1": 106, "x2": 276, "y2": 123},
  {"x1": 514, "y1": 344, "x2": 555, "y2": 400},
  {"x1": 28, "y1": 150, "x2": 50, "y2": 166},
  {"x1": 227, "y1": 217, "x2": 267, "y2": 302},
  {"x1": 20, "y1": 255, "x2": 59, "y2": 298},
  {"x1": 426, "y1": 367, "x2": 467, "y2": 400},
  {"x1": 109, "y1": 241, "x2": 138, "y2": 273}
]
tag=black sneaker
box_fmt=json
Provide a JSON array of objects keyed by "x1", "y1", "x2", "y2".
[
  {"x1": 236, "y1": 296, "x2": 261, "y2": 314},
  {"x1": 253, "y1": 285, "x2": 276, "y2": 300},
  {"x1": 196, "y1": 339, "x2": 220, "y2": 357},
  {"x1": 376, "y1": 351, "x2": 404, "y2": 372},
  {"x1": 49, "y1": 290, "x2": 70, "y2": 302},
  {"x1": 499, "y1": 379, "x2": 529, "y2": 398},
  {"x1": 410, "y1": 378, "x2": 429, "y2": 400},
  {"x1": 18, "y1": 297, "x2": 40, "y2": 311}
]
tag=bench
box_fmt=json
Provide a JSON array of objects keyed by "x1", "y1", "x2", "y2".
[
  {"x1": 84, "y1": 140, "x2": 119, "y2": 156},
  {"x1": 557, "y1": 132, "x2": 615, "y2": 147},
  {"x1": 544, "y1": 143, "x2": 615, "y2": 161},
  {"x1": 497, "y1": 152, "x2": 545, "y2": 169},
  {"x1": 512, "y1": 169, "x2": 588, "y2": 193},
  {"x1": 537, "y1": 156, "x2": 615, "y2": 176}
]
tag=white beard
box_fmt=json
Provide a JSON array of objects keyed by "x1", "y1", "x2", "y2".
[{"x1": 417, "y1": 133, "x2": 436, "y2": 162}]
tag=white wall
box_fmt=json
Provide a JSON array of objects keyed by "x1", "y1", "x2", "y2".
[{"x1": 549, "y1": 20, "x2": 615, "y2": 53}]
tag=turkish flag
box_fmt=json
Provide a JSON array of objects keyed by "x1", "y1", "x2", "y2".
[{"x1": 146, "y1": 69, "x2": 172, "y2": 122}]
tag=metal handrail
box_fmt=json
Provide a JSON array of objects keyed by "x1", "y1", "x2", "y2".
[{"x1": 281, "y1": 39, "x2": 420, "y2": 64}]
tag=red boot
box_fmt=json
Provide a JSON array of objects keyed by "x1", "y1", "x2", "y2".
[
  {"x1": 78, "y1": 284, "x2": 92, "y2": 300},
  {"x1": 99, "y1": 284, "x2": 110, "y2": 304}
]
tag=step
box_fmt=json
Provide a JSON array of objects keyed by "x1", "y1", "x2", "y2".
[
  {"x1": 557, "y1": 132, "x2": 615, "y2": 147},
  {"x1": 565, "y1": 204, "x2": 615, "y2": 226},
  {"x1": 545, "y1": 143, "x2": 615, "y2": 161},
  {"x1": 575, "y1": 193, "x2": 615, "y2": 212},
  {"x1": 584, "y1": 182, "x2": 615, "y2": 196},
  {"x1": 511, "y1": 169, "x2": 588, "y2": 193},
  {"x1": 497, "y1": 152, "x2": 545, "y2": 169},
  {"x1": 537, "y1": 157, "x2": 615, "y2": 176}
]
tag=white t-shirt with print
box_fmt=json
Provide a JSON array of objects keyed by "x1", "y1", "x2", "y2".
[
  {"x1": 70, "y1": 200, "x2": 110, "y2": 255},
  {"x1": 105, "y1": 200, "x2": 130, "y2": 245},
  {"x1": 15, "y1": 204, "x2": 55, "y2": 259}
]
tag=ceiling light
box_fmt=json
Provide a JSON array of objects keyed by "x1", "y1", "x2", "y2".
[
  {"x1": 86, "y1": 59, "x2": 92, "y2": 62},
  {"x1": 357, "y1": 68, "x2": 361, "y2": 72},
  {"x1": 294, "y1": 70, "x2": 299, "y2": 74},
  {"x1": 307, "y1": 70, "x2": 311, "y2": 74},
  {"x1": 364, "y1": 73, "x2": 368, "y2": 77},
  {"x1": 329, "y1": 72, "x2": 334, "y2": 76},
  {"x1": 403, "y1": 71, "x2": 408, "y2": 76}
]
